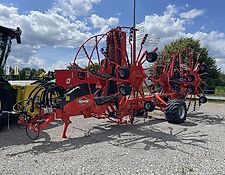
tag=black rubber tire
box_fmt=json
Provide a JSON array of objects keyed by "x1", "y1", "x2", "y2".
[
  {"x1": 119, "y1": 66, "x2": 130, "y2": 79},
  {"x1": 144, "y1": 101, "x2": 155, "y2": 112},
  {"x1": 186, "y1": 85, "x2": 195, "y2": 94},
  {"x1": 0, "y1": 83, "x2": 15, "y2": 128},
  {"x1": 146, "y1": 52, "x2": 158, "y2": 63},
  {"x1": 119, "y1": 83, "x2": 132, "y2": 96},
  {"x1": 165, "y1": 99, "x2": 187, "y2": 124},
  {"x1": 186, "y1": 74, "x2": 195, "y2": 82},
  {"x1": 199, "y1": 96, "x2": 207, "y2": 104}
]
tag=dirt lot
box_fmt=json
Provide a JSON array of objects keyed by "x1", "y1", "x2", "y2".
[{"x1": 0, "y1": 102, "x2": 225, "y2": 175}]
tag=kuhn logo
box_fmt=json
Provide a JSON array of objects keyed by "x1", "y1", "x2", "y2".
[{"x1": 78, "y1": 98, "x2": 89, "y2": 104}]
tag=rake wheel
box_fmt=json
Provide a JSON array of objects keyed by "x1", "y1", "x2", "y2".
[{"x1": 165, "y1": 99, "x2": 187, "y2": 124}]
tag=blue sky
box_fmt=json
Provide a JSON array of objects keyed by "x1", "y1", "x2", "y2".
[{"x1": 0, "y1": 0, "x2": 225, "y2": 72}]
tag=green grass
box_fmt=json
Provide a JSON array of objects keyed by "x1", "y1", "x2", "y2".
[{"x1": 215, "y1": 86, "x2": 225, "y2": 96}]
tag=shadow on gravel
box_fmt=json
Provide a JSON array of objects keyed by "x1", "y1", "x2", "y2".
[
  {"x1": 6, "y1": 116, "x2": 208, "y2": 156},
  {"x1": 188, "y1": 112, "x2": 225, "y2": 125},
  {"x1": 0, "y1": 121, "x2": 63, "y2": 149}
]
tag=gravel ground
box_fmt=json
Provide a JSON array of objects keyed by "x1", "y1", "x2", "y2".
[{"x1": 0, "y1": 102, "x2": 225, "y2": 175}]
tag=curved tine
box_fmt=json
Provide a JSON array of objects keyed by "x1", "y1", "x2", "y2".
[
  {"x1": 73, "y1": 32, "x2": 109, "y2": 64},
  {"x1": 89, "y1": 34, "x2": 108, "y2": 66}
]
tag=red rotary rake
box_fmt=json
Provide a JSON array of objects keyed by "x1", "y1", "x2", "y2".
[
  {"x1": 149, "y1": 48, "x2": 207, "y2": 110},
  {"x1": 18, "y1": 27, "x2": 207, "y2": 139}
]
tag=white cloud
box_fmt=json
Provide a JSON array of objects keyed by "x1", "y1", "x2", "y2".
[
  {"x1": 190, "y1": 31, "x2": 225, "y2": 59},
  {"x1": 0, "y1": 4, "x2": 92, "y2": 48},
  {"x1": 53, "y1": 0, "x2": 101, "y2": 20},
  {"x1": 0, "y1": 4, "x2": 18, "y2": 19},
  {"x1": 8, "y1": 55, "x2": 46, "y2": 69},
  {"x1": 142, "y1": 5, "x2": 225, "y2": 71},
  {"x1": 0, "y1": 2, "x2": 121, "y2": 70},
  {"x1": 10, "y1": 44, "x2": 39, "y2": 62},
  {"x1": 49, "y1": 60, "x2": 68, "y2": 70},
  {"x1": 143, "y1": 5, "x2": 185, "y2": 38},
  {"x1": 0, "y1": 3, "x2": 94, "y2": 69},
  {"x1": 144, "y1": 15, "x2": 185, "y2": 37},
  {"x1": 165, "y1": 4, "x2": 178, "y2": 16},
  {"x1": 90, "y1": 14, "x2": 119, "y2": 33},
  {"x1": 180, "y1": 9, "x2": 205, "y2": 19}
]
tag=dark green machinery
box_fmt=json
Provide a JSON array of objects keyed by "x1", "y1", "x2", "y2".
[{"x1": 0, "y1": 25, "x2": 22, "y2": 127}]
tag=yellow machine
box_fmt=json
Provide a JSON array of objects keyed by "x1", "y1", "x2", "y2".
[
  {"x1": 0, "y1": 25, "x2": 57, "y2": 128},
  {"x1": 12, "y1": 82, "x2": 44, "y2": 117}
]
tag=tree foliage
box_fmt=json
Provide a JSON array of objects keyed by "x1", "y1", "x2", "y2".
[
  {"x1": 218, "y1": 72, "x2": 225, "y2": 86},
  {"x1": 162, "y1": 37, "x2": 221, "y2": 87},
  {"x1": 0, "y1": 67, "x2": 4, "y2": 76},
  {"x1": 67, "y1": 62, "x2": 100, "y2": 74},
  {"x1": 19, "y1": 67, "x2": 37, "y2": 80},
  {"x1": 2, "y1": 67, "x2": 49, "y2": 80},
  {"x1": 88, "y1": 63, "x2": 100, "y2": 74}
]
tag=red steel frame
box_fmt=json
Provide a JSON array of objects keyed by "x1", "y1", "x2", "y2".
[{"x1": 18, "y1": 27, "x2": 207, "y2": 138}]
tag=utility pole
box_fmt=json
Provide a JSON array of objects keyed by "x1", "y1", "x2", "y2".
[
  {"x1": 133, "y1": 0, "x2": 136, "y2": 28},
  {"x1": 133, "y1": 0, "x2": 136, "y2": 65}
]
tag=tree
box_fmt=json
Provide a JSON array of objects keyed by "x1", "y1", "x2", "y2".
[
  {"x1": 19, "y1": 67, "x2": 38, "y2": 80},
  {"x1": 67, "y1": 62, "x2": 100, "y2": 74},
  {"x1": 19, "y1": 67, "x2": 31, "y2": 80},
  {"x1": 0, "y1": 67, "x2": 4, "y2": 76},
  {"x1": 88, "y1": 63, "x2": 100, "y2": 74},
  {"x1": 218, "y1": 72, "x2": 225, "y2": 86},
  {"x1": 162, "y1": 37, "x2": 221, "y2": 87},
  {"x1": 36, "y1": 68, "x2": 45, "y2": 77}
]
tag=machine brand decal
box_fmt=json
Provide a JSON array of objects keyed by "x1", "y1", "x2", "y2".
[{"x1": 78, "y1": 98, "x2": 89, "y2": 104}]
